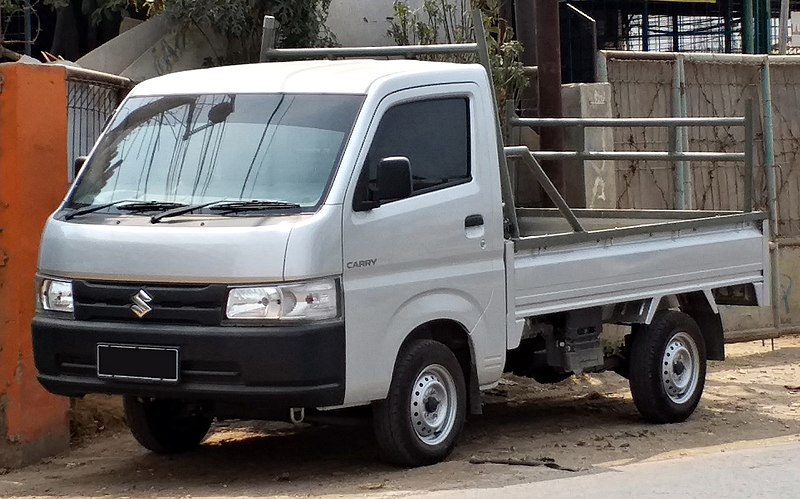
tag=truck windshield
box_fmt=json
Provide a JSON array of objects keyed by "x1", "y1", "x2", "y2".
[{"x1": 66, "y1": 93, "x2": 364, "y2": 213}]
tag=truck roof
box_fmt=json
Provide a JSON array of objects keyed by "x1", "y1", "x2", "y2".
[{"x1": 130, "y1": 59, "x2": 486, "y2": 96}]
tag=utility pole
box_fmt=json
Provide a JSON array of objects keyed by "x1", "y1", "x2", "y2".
[
  {"x1": 534, "y1": 0, "x2": 565, "y2": 197},
  {"x1": 513, "y1": 0, "x2": 567, "y2": 203},
  {"x1": 516, "y1": 0, "x2": 566, "y2": 199}
]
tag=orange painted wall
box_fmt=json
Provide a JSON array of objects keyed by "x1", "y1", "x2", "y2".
[{"x1": 0, "y1": 63, "x2": 70, "y2": 467}]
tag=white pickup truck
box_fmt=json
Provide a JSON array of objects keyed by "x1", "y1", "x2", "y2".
[{"x1": 32, "y1": 40, "x2": 769, "y2": 466}]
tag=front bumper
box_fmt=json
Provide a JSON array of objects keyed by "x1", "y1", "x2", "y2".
[{"x1": 32, "y1": 316, "x2": 345, "y2": 408}]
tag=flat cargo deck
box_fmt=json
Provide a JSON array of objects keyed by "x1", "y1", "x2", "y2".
[{"x1": 511, "y1": 208, "x2": 769, "y2": 319}]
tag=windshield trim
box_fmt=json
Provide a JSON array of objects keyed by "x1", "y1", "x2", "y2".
[{"x1": 60, "y1": 92, "x2": 366, "y2": 220}]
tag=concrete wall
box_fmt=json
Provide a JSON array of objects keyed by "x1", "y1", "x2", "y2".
[
  {"x1": 561, "y1": 83, "x2": 616, "y2": 209},
  {"x1": 327, "y1": 0, "x2": 426, "y2": 47},
  {"x1": 75, "y1": 1, "x2": 422, "y2": 81},
  {"x1": 77, "y1": 15, "x2": 227, "y2": 83},
  {"x1": 0, "y1": 63, "x2": 71, "y2": 467}
]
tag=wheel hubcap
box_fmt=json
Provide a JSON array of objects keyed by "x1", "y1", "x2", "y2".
[
  {"x1": 661, "y1": 331, "x2": 700, "y2": 404},
  {"x1": 410, "y1": 364, "x2": 457, "y2": 446}
]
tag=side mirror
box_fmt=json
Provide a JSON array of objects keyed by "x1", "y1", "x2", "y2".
[
  {"x1": 208, "y1": 101, "x2": 234, "y2": 124},
  {"x1": 72, "y1": 156, "x2": 88, "y2": 180},
  {"x1": 375, "y1": 156, "x2": 412, "y2": 202}
]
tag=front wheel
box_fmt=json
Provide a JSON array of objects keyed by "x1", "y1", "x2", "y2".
[
  {"x1": 123, "y1": 396, "x2": 212, "y2": 454},
  {"x1": 373, "y1": 339, "x2": 466, "y2": 467},
  {"x1": 629, "y1": 311, "x2": 707, "y2": 423}
]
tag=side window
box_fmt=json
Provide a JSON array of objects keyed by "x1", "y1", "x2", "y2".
[{"x1": 356, "y1": 97, "x2": 471, "y2": 206}]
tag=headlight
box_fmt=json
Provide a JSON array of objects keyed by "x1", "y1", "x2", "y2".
[
  {"x1": 226, "y1": 278, "x2": 338, "y2": 321},
  {"x1": 39, "y1": 279, "x2": 74, "y2": 313}
]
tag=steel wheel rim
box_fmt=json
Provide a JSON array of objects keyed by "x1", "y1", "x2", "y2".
[
  {"x1": 661, "y1": 331, "x2": 700, "y2": 404},
  {"x1": 409, "y1": 364, "x2": 457, "y2": 446}
]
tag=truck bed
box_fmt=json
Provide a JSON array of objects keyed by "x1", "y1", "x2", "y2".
[{"x1": 511, "y1": 208, "x2": 769, "y2": 319}]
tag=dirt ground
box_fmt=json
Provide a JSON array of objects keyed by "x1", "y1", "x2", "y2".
[{"x1": 2, "y1": 336, "x2": 800, "y2": 498}]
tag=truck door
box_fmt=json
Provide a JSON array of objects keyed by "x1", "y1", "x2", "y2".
[{"x1": 341, "y1": 84, "x2": 507, "y2": 405}]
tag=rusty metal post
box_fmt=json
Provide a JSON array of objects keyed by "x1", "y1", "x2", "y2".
[{"x1": 534, "y1": 0, "x2": 566, "y2": 200}]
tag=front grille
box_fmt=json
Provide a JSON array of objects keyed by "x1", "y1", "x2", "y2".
[{"x1": 73, "y1": 280, "x2": 226, "y2": 326}]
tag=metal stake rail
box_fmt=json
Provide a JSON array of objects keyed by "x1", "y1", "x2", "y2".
[
  {"x1": 506, "y1": 105, "x2": 756, "y2": 214},
  {"x1": 260, "y1": 44, "x2": 480, "y2": 60}
]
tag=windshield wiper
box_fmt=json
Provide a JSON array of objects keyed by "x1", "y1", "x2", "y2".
[
  {"x1": 64, "y1": 200, "x2": 185, "y2": 220},
  {"x1": 150, "y1": 200, "x2": 229, "y2": 224},
  {"x1": 208, "y1": 200, "x2": 302, "y2": 213},
  {"x1": 116, "y1": 201, "x2": 187, "y2": 213},
  {"x1": 151, "y1": 200, "x2": 301, "y2": 223}
]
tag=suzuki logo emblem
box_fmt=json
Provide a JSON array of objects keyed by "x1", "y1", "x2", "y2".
[{"x1": 131, "y1": 290, "x2": 153, "y2": 318}]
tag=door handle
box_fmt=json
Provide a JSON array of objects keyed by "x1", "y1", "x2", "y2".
[{"x1": 465, "y1": 214, "x2": 484, "y2": 228}]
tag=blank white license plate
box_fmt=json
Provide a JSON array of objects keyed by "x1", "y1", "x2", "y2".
[{"x1": 97, "y1": 344, "x2": 179, "y2": 383}]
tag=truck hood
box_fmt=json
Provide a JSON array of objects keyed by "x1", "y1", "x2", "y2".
[{"x1": 38, "y1": 205, "x2": 343, "y2": 284}]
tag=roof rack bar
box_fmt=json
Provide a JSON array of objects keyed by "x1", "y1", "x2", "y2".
[
  {"x1": 512, "y1": 117, "x2": 746, "y2": 128},
  {"x1": 261, "y1": 43, "x2": 480, "y2": 61},
  {"x1": 259, "y1": 15, "x2": 480, "y2": 62}
]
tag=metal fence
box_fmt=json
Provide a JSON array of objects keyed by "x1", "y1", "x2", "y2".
[
  {"x1": 508, "y1": 113, "x2": 756, "y2": 211},
  {"x1": 0, "y1": 0, "x2": 37, "y2": 56},
  {"x1": 65, "y1": 67, "x2": 132, "y2": 181},
  {"x1": 596, "y1": 51, "x2": 800, "y2": 340},
  {"x1": 598, "y1": 52, "x2": 800, "y2": 238}
]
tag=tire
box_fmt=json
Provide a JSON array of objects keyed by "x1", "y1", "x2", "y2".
[
  {"x1": 123, "y1": 396, "x2": 212, "y2": 454},
  {"x1": 373, "y1": 339, "x2": 467, "y2": 467},
  {"x1": 628, "y1": 311, "x2": 707, "y2": 423}
]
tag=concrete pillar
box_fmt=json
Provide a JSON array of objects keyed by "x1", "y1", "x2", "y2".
[
  {"x1": 0, "y1": 63, "x2": 71, "y2": 468},
  {"x1": 561, "y1": 82, "x2": 616, "y2": 209}
]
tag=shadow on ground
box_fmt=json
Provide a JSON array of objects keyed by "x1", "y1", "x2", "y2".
[{"x1": 1, "y1": 340, "x2": 798, "y2": 498}]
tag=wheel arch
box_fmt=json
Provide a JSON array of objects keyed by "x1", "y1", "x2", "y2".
[
  {"x1": 645, "y1": 292, "x2": 723, "y2": 361},
  {"x1": 399, "y1": 319, "x2": 482, "y2": 415},
  {"x1": 676, "y1": 291, "x2": 725, "y2": 361}
]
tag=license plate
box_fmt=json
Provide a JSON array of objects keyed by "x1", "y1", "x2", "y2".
[{"x1": 97, "y1": 344, "x2": 179, "y2": 383}]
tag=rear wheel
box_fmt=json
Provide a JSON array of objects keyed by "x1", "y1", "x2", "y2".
[
  {"x1": 629, "y1": 311, "x2": 707, "y2": 423},
  {"x1": 123, "y1": 396, "x2": 212, "y2": 454},
  {"x1": 373, "y1": 339, "x2": 466, "y2": 467}
]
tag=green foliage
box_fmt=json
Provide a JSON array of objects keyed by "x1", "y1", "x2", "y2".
[
  {"x1": 388, "y1": 0, "x2": 528, "y2": 114},
  {"x1": 389, "y1": 0, "x2": 472, "y2": 48},
  {"x1": 162, "y1": 0, "x2": 334, "y2": 64},
  {"x1": 3, "y1": 0, "x2": 332, "y2": 64},
  {"x1": 0, "y1": 0, "x2": 23, "y2": 13},
  {"x1": 82, "y1": 0, "x2": 164, "y2": 24},
  {"x1": 54, "y1": 0, "x2": 160, "y2": 25}
]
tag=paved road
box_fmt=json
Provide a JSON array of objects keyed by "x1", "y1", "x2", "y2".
[{"x1": 409, "y1": 442, "x2": 800, "y2": 499}]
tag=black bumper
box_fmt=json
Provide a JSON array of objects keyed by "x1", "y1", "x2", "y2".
[{"x1": 32, "y1": 316, "x2": 345, "y2": 408}]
